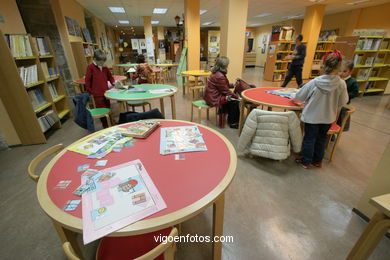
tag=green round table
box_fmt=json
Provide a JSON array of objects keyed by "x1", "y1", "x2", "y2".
[{"x1": 105, "y1": 84, "x2": 178, "y2": 119}]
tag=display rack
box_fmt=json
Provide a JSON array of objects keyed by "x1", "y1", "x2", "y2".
[
  {"x1": 264, "y1": 40, "x2": 295, "y2": 81},
  {"x1": 0, "y1": 30, "x2": 71, "y2": 145},
  {"x1": 352, "y1": 36, "x2": 390, "y2": 96},
  {"x1": 310, "y1": 41, "x2": 335, "y2": 79}
]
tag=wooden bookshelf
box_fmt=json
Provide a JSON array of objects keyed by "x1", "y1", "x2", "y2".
[
  {"x1": 70, "y1": 41, "x2": 97, "y2": 78},
  {"x1": 352, "y1": 36, "x2": 390, "y2": 96},
  {"x1": 264, "y1": 40, "x2": 295, "y2": 81},
  {"x1": 310, "y1": 41, "x2": 335, "y2": 79},
  {"x1": 0, "y1": 30, "x2": 71, "y2": 145}
]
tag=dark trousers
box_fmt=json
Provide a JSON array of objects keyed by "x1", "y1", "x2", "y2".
[
  {"x1": 281, "y1": 64, "x2": 303, "y2": 87},
  {"x1": 220, "y1": 100, "x2": 240, "y2": 125},
  {"x1": 93, "y1": 96, "x2": 110, "y2": 128},
  {"x1": 301, "y1": 123, "x2": 331, "y2": 164}
]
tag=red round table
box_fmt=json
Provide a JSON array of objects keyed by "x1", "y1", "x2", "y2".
[
  {"x1": 37, "y1": 120, "x2": 237, "y2": 259},
  {"x1": 238, "y1": 87, "x2": 304, "y2": 135},
  {"x1": 72, "y1": 75, "x2": 127, "y2": 93}
]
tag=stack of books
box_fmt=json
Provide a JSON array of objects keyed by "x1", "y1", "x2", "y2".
[
  {"x1": 37, "y1": 110, "x2": 59, "y2": 132},
  {"x1": 41, "y1": 62, "x2": 59, "y2": 79},
  {"x1": 28, "y1": 89, "x2": 47, "y2": 109},
  {"x1": 18, "y1": 65, "x2": 38, "y2": 85},
  {"x1": 36, "y1": 37, "x2": 51, "y2": 56},
  {"x1": 5, "y1": 34, "x2": 33, "y2": 57},
  {"x1": 48, "y1": 82, "x2": 59, "y2": 99}
]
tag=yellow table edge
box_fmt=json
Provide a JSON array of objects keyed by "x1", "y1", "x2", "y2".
[{"x1": 37, "y1": 120, "x2": 237, "y2": 235}]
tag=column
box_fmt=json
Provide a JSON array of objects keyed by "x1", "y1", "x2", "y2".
[
  {"x1": 157, "y1": 26, "x2": 166, "y2": 63},
  {"x1": 220, "y1": 0, "x2": 249, "y2": 82},
  {"x1": 143, "y1": 16, "x2": 155, "y2": 63},
  {"x1": 184, "y1": 0, "x2": 200, "y2": 70},
  {"x1": 301, "y1": 4, "x2": 325, "y2": 79}
]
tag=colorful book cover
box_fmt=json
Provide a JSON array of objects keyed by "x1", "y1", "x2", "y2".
[
  {"x1": 82, "y1": 159, "x2": 166, "y2": 244},
  {"x1": 160, "y1": 126, "x2": 208, "y2": 155}
]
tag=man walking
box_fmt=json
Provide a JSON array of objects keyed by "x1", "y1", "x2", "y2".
[{"x1": 281, "y1": 34, "x2": 306, "y2": 88}]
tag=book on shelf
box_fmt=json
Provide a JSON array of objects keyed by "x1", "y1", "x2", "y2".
[
  {"x1": 18, "y1": 65, "x2": 38, "y2": 85},
  {"x1": 41, "y1": 62, "x2": 59, "y2": 79},
  {"x1": 364, "y1": 81, "x2": 374, "y2": 91},
  {"x1": 380, "y1": 41, "x2": 389, "y2": 50},
  {"x1": 356, "y1": 69, "x2": 370, "y2": 80},
  {"x1": 356, "y1": 39, "x2": 382, "y2": 50},
  {"x1": 84, "y1": 46, "x2": 94, "y2": 56},
  {"x1": 353, "y1": 54, "x2": 364, "y2": 66},
  {"x1": 28, "y1": 89, "x2": 47, "y2": 109},
  {"x1": 48, "y1": 82, "x2": 59, "y2": 99},
  {"x1": 37, "y1": 110, "x2": 60, "y2": 132},
  {"x1": 374, "y1": 56, "x2": 385, "y2": 64},
  {"x1": 273, "y1": 72, "x2": 285, "y2": 81},
  {"x1": 36, "y1": 37, "x2": 51, "y2": 56},
  {"x1": 5, "y1": 34, "x2": 33, "y2": 57},
  {"x1": 365, "y1": 57, "x2": 375, "y2": 66}
]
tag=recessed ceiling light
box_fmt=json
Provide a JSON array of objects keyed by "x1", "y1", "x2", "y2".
[
  {"x1": 119, "y1": 20, "x2": 130, "y2": 24},
  {"x1": 202, "y1": 22, "x2": 213, "y2": 26},
  {"x1": 200, "y1": 10, "x2": 208, "y2": 15},
  {"x1": 108, "y1": 7, "x2": 125, "y2": 13},
  {"x1": 151, "y1": 21, "x2": 159, "y2": 24},
  {"x1": 255, "y1": 13, "x2": 272, "y2": 18},
  {"x1": 309, "y1": 0, "x2": 325, "y2": 2},
  {"x1": 153, "y1": 8, "x2": 168, "y2": 14},
  {"x1": 347, "y1": 0, "x2": 369, "y2": 5},
  {"x1": 285, "y1": 14, "x2": 303, "y2": 19}
]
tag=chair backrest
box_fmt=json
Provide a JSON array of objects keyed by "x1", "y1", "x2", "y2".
[
  {"x1": 338, "y1": 104, "x2": 356, "y2": 132},
  {"x1": 62, "y1": 242, "x2": 80, "y2": 260},
  {"x1": 28, "y1": 144, "x2": 64, "y2": 182}
]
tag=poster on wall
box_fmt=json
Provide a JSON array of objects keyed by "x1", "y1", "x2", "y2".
[
  {"x1": 131, "y1": 39, "x2": 139, "y2": 50},
  {"x1": 65, "y1": 16, "x2": 75, "y2": 36},
  {"x1": 139, "y1": 39, "x2": 147, "y2": 50}
]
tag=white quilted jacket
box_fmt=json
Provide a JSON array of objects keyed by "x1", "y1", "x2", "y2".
[{"x1": 238, "y1": 109, "x2": 303, "y2": 160}]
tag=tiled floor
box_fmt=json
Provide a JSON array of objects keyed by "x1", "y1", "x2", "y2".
[{"x1": 0, "y1": 67, "x2": 389, "y2": 259}]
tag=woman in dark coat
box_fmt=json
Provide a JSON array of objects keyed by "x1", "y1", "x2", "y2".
[{"x1": 203, "y1": 56, "x2": 240, "y2": 128}]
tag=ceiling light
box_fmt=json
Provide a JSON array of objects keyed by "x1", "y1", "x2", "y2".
[
  {"x1": 153, "y1": 8, "x2": 168, "y2": 14},
  {"x1": 151, "y1": 21, "x2": 159, "y2": 24},
  {"x1": 119, "y1": 20, "x2": 130, "y2": 24},
  {"x1": 202, "y1": 22, "x2": 213, "y2": 26},
  {"x1": 200, "y1": 10, "x2": 208, "y2": 15},
  {"x1": 347, "y1": 0, "x2": 369, "y2": 5},
  {"x1": 108, "y1": 7, "x2": 125, "y2": 13},
  {"x1": 249, "y1": 23, "x2": 261, "y2": 26},
  {"x1": 255, "y1": 13, "x2": 272, "y2": 18},
  {"x1": 285, "y1": 14, "x2": 303, "y2": 19},
  {"x1": 309, "y1": 0, "x2": 325, "y2": 2}
]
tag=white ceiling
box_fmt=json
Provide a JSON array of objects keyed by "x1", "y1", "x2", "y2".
[{"x1": 76, "y1": 0, "x2": 390, "y2": 28}]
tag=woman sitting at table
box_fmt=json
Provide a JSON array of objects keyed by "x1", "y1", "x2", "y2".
[
  {"x1": 204, "y1": 56, "x2": 240, "y2": 128},
  {"x1": 133, "y1": 54, "x2": 153, "y2": 84}
]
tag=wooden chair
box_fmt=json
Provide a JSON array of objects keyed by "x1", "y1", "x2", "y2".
[
  {"x1": 127, "y1": 101, "x2": 152, "y2": 112},
  {"x1": 191, "y1": 99, "x2": 226, "y2": 128},
  {"x1": 62, "y1": 227, "x2": 178, "y2": 260},
  {"x1": 28, "y1": 144, "x2": 64, "y2": 182},
  {"x1": 326, "y1": 104, "x2": 356, "y2": 161},
  {"x1": 347, "y1": 193, "x2": 390, "y2": 260},
  {"x1": 88, "y1": 96, "x2": 112, "y2": 128}
]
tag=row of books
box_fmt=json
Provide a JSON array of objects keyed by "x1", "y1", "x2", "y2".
[
  {"x1": 380, "y1": 41, "x2": 390, "y2": 50},
  {"x1": 316, "y1": 43, "x2": 333, "y2": 51},
  {"x1": 41, "y1": 62, "x2": 59, "y2": 79},
  {"x1": 354, "y1": 54, "x2": 386, "y2": 66},
  {"x1": 28, "y1": 89, "x2": 47, "y2": 110},
  {"x1": 277, "y1": 43, "x2": 293, "y2": 51},
  {"x1": 36, "y1": 37, "x2": 51, "y2": 56},
  {"x1": 313, "y1": 53, "x2": 327, "y2": 60},
  {"x1": 356, "y1": 39, "x2": 382, "y2": 51},
  {"x1": 6, "y1": 34, "x2": 33, "y2": 57},
  {"x1": 356, "y1": 69, "x2": 382, "y2": 80},
  {"x1": 37, "y1": 110, "x2": 59, "y2": 132},
  {"x1": 353, "y1": 29, "x2": 387, "y2": 37},
  {"x1": 48, "y1": 82, "x2": 59, "y2": 99},
  {"x1": 274, "y1": 63, "x2": 287, "y2": 70},
  {"x1": 18, "y1": 65, "x2": 39, "y2": 86},
  {"x1": 84, "y1": 46, "x2": 95, "y2": 56}
]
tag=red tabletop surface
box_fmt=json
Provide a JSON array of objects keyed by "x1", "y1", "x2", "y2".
[
  {"x1": 46, "y1": 121, "x2": 231, "y2": 220},
  {"x1": 75, "y1": 75, "x2": 126, "y2": 84},
  {"x1": 243, "y1": 87, "x2": 304, "y2": 109}
]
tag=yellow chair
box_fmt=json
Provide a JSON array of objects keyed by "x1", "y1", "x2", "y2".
[
  {"x1": 326, "y1": 104, "x2": 356, "y2": 161},
  {"x1": 62, "y1": 227, "x2": 178, "y2": 260},
  {"x1": 28, "y1": 144, "x2": 65, "y2": 182}
]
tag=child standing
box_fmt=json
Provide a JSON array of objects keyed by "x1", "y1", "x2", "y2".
[
  {"x1": 85, "y1": 49, "x2": 114, "y2": 128},
  {"x1": 293, "y1": 50, "x2": 348, "y2": 168}
]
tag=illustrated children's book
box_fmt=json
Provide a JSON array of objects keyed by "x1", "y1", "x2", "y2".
[
  {"x1": 120, "y1": 121, "x2": 160, "y2": 139},
  {"x1": 267, "y1": 88, "x2": 299, "y2": 99},
  {"x1": 82, "y1": 159, "x2": 166, "y2": 244},
  {"x1": 160, "y1": 126, "x2": 208, "y2": 155}
]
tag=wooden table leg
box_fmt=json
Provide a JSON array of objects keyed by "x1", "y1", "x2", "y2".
[
  {"x1": 238, "y1": 100, "x2": 246, "y2": 136},
  {"x1": 183, "y1": 76, "x2": 186, "y2": 96},
  {"x1": 347, "y1": 212, "x2": 390, "y2": 260},
  {"x1": 52, "y1": 220, "x2": 84, "y2": 260},
  {"x1": 212, "y1": 193, "x2": 225, "y2": 260},
  {"x1": 194, "y1": 76, "x2": 199, "y2": 100},
  {"x1": 170, "y1": 95, "x2": 176, "y2": 119},
  {"x1": 160, "y1": 98, "x2": 165, "y2": 118}
]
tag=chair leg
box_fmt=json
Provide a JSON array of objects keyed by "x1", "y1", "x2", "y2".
[
  {"x1": 330, "y1": 133, "x2": 342, "y2": 161},
  {"x1": 190, "y1": 104, "x2": 194, "y2": 122},
  {"x1": 105, "y1": 114, "x2": 112, "y2": 127},
  {"x1": 142, "y1": 105, "x2": 146, "y2": 112},
  {"x1": 198, "y1": 107, "x2": 202, "y2": 124},
  {"x1": 148, "y1": 103, "x2": 152, "y2": 110},
  {"x1": 207, "y1": 108, "x2": 210, "y2": 120}
]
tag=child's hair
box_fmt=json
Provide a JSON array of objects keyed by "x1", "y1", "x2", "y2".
[
  {"x1": 322, "y1": 50, "x2": 342, "y2": 74},
  {"x1": 136, "y1": 54, "x2": 145, "y2": 63},
  {"x1": 297, "y1": 34, "x2": 303, "y2": 42},
  {"x1": 343, "y1": 60, "x2": 354, "y2": 72},
  {"x1": 93, "y1": 49, "x2": 107, "y2": 62}
]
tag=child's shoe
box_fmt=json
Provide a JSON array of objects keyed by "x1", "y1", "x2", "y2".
[
  {"x1": 295, "y1": 158, "x2": 312, "y2": 169},
  {"x1": 312, "y1": 162, "x2": 322, "y2": 168}
]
